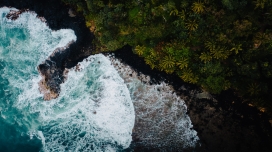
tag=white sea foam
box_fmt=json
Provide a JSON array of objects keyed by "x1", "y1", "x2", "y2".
[
  {"x1": 0, "y1": 7, "x2": 76, "y2": 127},
  {"x1": 1, "y1": 7, "x2": 135, "y2": 151},
  {"x1": 16, "y1": 57, "x2": 134, "y2": 151},
  {"x1": 38, "y1": 54, "x2": 135, "y2": 151},
  {"x1": 18, "y1": 55, "x2": 135, "y2": 151},
  {"x1": 37, "y1": 131, "x2": 45, "y2": 146},
  {"x1": 106, "y1": 54, "x2": 199, "y2": 149},
  {"x1": 0, "y1": 7, "x2": 76, "y2": 63},
  {"x1": 0, "y1": 6, "x2": 198, "y2": 151}
]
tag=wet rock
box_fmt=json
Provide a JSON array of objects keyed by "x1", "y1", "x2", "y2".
[
  {"x1": 112, "y1": 47, "x2": 272, "y2": 152},
  {"x1": 6, "y1": 8, "x2": 28, "y2": 20},
  {"x1": 1, "y1": 0, "x2": 272, "y2": 151},
  {"x1": 195, "y1": 91, "x2": 212, "y2": 100},
  {"x1": 38, "y1": 60, "x2": 63, "y2": 100},
  {"x1": 107, "y1": 55, "x2": 199, "y2": 151},
  {"x1": 0, "y1": 0, "x2": 95, "y2": 69},
  {"x1": 68, "y1": 8, "x2": 76, "y2": 17},
  {"x1": 37, "y1": 41, "x2": 74, "y2": 100}
]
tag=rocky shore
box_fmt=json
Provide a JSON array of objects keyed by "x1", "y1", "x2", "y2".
[
  {"x1": 0, "y1": 0, "x2": 95, "y2": 67},
  {"x1": 1, "y1": 0, "x2": 272, "y2": 152},
  {"x1": 1, "y1": 0, "x2": 94, "y2": 100},
  {"x1": 106, "y1": 54, "x2": 199, "y2": 151},
  {"x1": 38, "y1": 41, "x2": 75, "y2": 100},
  {"x1": 112, "y1": 46, "x2": 272, "y2": 152}
]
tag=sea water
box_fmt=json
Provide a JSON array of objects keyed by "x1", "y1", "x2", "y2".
[
  {"x1": 107, "y1": 55, "x2": 199, "y2": 150},
  {"x1": 0, "y1": 7, "x2": 135, "y2": 151},
  {"x1": 0, "y1": 6, "x2": 198, "y2": 152}
]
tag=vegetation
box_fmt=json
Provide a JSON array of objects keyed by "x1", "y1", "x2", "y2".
[{"x1": 62, "y1": 0, "x2": 272, "y2": 114}]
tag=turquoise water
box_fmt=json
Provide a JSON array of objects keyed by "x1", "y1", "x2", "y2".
[
  {"x1": 0, "y1": 7, "x2": 135, "y2": 151},
  {"x1": 0, "y1": 6, "x2": 199, "y2": 152}
]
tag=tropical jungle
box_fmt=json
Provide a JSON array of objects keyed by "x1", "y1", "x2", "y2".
[{"x1": 62, "y1": 0, "x2": 272, "y2": 114}]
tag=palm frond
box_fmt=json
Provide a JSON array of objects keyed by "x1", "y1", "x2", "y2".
[{"x1": 192, "y1": 1, "x2": 205, "y2": 14}]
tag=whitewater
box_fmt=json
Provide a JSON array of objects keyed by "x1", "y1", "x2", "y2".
[{"x1": 0, "y1": 7, "x2": 198, "y2": 151}]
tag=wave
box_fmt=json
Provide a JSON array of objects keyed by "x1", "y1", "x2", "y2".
[
  {"x1": 0, "y1": 6, "x2": 197, "y2": 151},
  {"x1": 0, "y1": 7, "x2": 134, "y2": 151},
  {"x1": 107, "y1": 54, "x2": 199, "y2": 150}
]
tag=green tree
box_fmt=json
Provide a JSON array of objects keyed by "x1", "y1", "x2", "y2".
[
  {"x1": 199, "y1": 52, "x2": 212, "y2": 63},
  {"x1": 176, "y1": 57, "x2": 189, "y2": 69},
  {"x1": 62, "y1": 0, "x2": 272, "y2": 115},
  {"x1": 159, "y1": 55, "x2": 176, "y2": 73},
  {"x1": 192, "y1": 1, "x2": 205, "y2": 14},
  {"x1": 185, "y1": 20, "x2": 198, "y2": 31}
]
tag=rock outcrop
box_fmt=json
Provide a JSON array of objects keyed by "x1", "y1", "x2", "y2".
[
  {"x1": 6, "y1": 8, "x2": 28, "y2": 20},
  {"x1": 38, "y1": 41, "x2": 74, "y2": 100}
]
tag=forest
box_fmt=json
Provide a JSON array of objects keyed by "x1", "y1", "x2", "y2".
[{"x1": 61, "y1": 0, "x2": 272, "y2": 114}]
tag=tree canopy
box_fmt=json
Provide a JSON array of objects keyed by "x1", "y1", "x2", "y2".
[{"x1": 62, "y1": 0, "x2": 272, "y2": 114}]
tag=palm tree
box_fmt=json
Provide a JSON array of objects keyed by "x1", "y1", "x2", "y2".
[
  {"x1": 192, "y1": 1, "x2": 205, "y2": 14},
  {"x1": 176, "y1": 57, "x2": 189, "y2": 69},
  {"x1": 145, "y1": 55, "x2": 156, "y2": 69},
  {"x1": 205, "y1": 41, "x2": 230, "y2": 60},
  {"x1": 134, "y1": 45, "x2": 145, "y2": 56},
  {"x1": 199, "y1": 52, "x2": 212, "y2": 63},
  {"x1": 205, "y1": 41, "x2": 216, "y2": 51},
  {"x1": 180, "y1": 68, "x2": 198, "y2": 83},
  {"x1": 185, "y1": 20, "x2": 198, "y2": 31},
  {"x1": 230, "y1": 44, "x2": 242, "y2": 54},
  {"x1": 170, "y1": 9, "x2": 179, "y2": 16},
  {"x1": 178, "y1": 10, "x2": 186, "y2": 20},
  {"x1": 159, "y1": 55, "x2": 176, "y2": 72},
  {"x1": 247, "y1": 82, "x2": 261, "y2": 96},
  {"x1": 210, "y1": 46, "x2": 228, "y2": 60},
  {"x1": 254, "y1": 32, "x2": 269, "y2": 48}
]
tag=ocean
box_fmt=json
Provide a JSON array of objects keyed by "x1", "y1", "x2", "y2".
[{"x1": 0, "y1": 7, "x2": 198, "y2": 151}]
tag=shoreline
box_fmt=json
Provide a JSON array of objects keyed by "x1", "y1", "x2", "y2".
[
  {"x1": 0, "y1": 0, "x2": 95, "y2": 68},
  {"x1": 1, "y1": 0, "x2": 272, "y2": 151},
  {"x1": 110, "y1": 46, "x2": 272, "y2": 152},
  {"x1": 105, "y1": 53, "x2": 199, "y2": 151}
]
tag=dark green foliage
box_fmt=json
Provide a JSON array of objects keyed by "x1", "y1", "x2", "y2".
[{"x1": 62, "y1": 0, "x2": 272, "y2": 114}]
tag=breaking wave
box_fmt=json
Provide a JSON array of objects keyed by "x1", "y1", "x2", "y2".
[
  {"x1": 107, "y1": 54, "x2": 199, "y2": 150},
  {"x1": 0, "y1": 6, "x2": 198, "y2": 152},
  {"x1": 0, "y1": 7, "x2": 134, "y2": 151}
]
